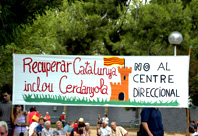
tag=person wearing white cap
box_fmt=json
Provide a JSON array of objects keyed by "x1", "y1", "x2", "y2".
[
  {"x1": 110, "y1": 122, "x2": 128, "y2": 136},
  {"x1": 59, "y1": 112, "x2": 66, "y2": 126},
  {"x1": 84, "y1": 123, "x2": 91, "y2": 136},
  {"x1": 97, "y1": 121, "x2": 111, "y2": 136},
  {"x1": 44, "y1": 112, "x2": 51, "y2": 122}
]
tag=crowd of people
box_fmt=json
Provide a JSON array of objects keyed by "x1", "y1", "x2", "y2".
[
  {"x1": 0, "y1": 89, "x2": 128, "y2": 136},
  {"x1": 0, "y1": 84, "x2": 166, "y2": 136},
  {"x1": 190, "y1": 119, "x2": 198, "y2": 136}
]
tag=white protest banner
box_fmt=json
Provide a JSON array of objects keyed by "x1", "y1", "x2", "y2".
[{"x1": 13, "y1": 54, "x2": 189, "y2": 107}]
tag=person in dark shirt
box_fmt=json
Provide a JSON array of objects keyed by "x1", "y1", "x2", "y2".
[
  {"x1": 70, "y1": 122, "x2": 85, "y2": 136},
  {"x1": 35, "y1": 117, "x2": 45, "y2": 136},
  {"x1": 0, "y1": 85, "x2": 13, "y2": 136},
  {"x1": 59, "y1": 112, "x2": 66, "y2": 126},
  {"x1": 141, "y1": 108, "x2": 164, "y2": 136}
]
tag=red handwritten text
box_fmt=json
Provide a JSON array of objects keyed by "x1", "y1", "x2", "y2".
[
  {"x1": 73, "y1": 57, "x2": 117, "y2": 79},
  {"x1": 24, "y1": 77, "x2": 54, "y2": 92},
  {"x1": 59, "y1": 75, "x2": 108, "y2": 97},
  {"x1": 23, "y1": 57, "x2": 72, "y2": 77}
]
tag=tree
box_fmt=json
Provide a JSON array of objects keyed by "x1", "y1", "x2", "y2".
[{"x1": 0, "y1": 0, "x2": 63, "y2": 46}]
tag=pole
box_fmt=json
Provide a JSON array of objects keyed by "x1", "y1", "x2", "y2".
[
  {"x1": 187, "y1": 46, "x2": 191, "y2": 136},
  {"x1": 174, "y1": 46, "x2": 176, "y2": 56},
  {"x1": 63, "y1": 106, "x2": 67, "y2": 121},
  {"x1": 187, "y1": 108, "x2": 189, "y2": 136},
  {"x1": 11, "y1": 47, "x2": 14, "y2": 120}
]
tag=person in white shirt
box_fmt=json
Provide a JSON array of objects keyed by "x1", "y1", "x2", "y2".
[
  {"x1": 102, "y1": 114, "x2": 109, "y2": 126},
  {"x1": 29, "y1": 119, "x2": 38, "y2": 136},
  {"x1": 97, "y1": 121, "x2": 111, "y2": 136},
  {"x1": 110, "y1": 122, "x2": 128, "y2": 136}
]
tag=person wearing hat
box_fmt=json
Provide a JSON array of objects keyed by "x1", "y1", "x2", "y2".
[
  {"x1": 97, "y1": 121, "x2": 111, "y2": 136},
  {"x1": 70, "y1": 118, "x2": 85, "y2": 136},
  {"x1": 59, "y1": 112, "x2": 67, "y2": 126},
  {"x1": 35, "y1": 117, "x2": 45, "y2": 136},
  {"x1": 84, "y1": 123, "x2": 91, "y2": 136}
]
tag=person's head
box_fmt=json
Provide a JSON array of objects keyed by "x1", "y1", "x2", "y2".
[
  {"x1": 39, "y1": 117, "x2": 45, "y2": 125},
  {"x1": 62, "y1": 112, "x2": 65, "y2": 115},
  {"x1": 14, "y1": 105, "x2": 23, "y2": 113},
  {"x1": 46, "y1": 112, "x2": 49, "y2": 115},
  {"x1": 0, "y1": 121, "x2": 8, "y2": 136},
  {"x1": 56, "y1": 121, "x2": 62, "y2": 130},
  {"x1": 111, "y1": 122, "x2": 117, "y2": 130},
  {"x1": 85, "y1": 123, "x2": 90, "y2": 130},
  {"x1": 78, "y1": 118, "x2": 84, "y2": 123},
  {"x1": 75, "y1": 119, "x2": 78, "y2": 124},
  {"x1": 102, "y1": 121, "x2": 108, "y2": 128},
  {"x1": 44, "y1": 121, "x2": 51, "y2": 130},
  {"x1": 30, "y1": 106, "x2": 37, "y2": 112},
  {"x1": 68, "y1": 121, "x2": 74, "y2": 128},
  {"x1": 1, "y1": 84, "x2": 11, "y2": 103},
  {"x1": 98, "y1": 114, "x2": 101, "y2": 118},
  {"x1": 104, "y1": 114, "x2": 107, "y2": 118},
  {"x1": 78, "y1": 122, "x2": 85, "y2": 131}
]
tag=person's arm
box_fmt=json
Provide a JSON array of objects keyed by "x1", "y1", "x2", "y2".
[
  {"x1": 141, "y1": 122, "x2": 153, "y2": 136},
  {"x1": 73, "y1": 131, "x2": 80, "y2": 136},
  {"x1": 12, "y1": 114, "x2": 19, "y2": 125}
]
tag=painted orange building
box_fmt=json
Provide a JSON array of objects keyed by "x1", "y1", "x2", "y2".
[{"x1": 110, "y1": 66, "x2": 132, "y2": 101}]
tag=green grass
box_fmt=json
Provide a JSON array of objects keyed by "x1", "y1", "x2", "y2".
[{"x1": 22, "y1": 94, "x2": 179, "y2": 106}]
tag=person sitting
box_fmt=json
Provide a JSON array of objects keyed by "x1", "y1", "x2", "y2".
[
  {"x1": 190, "y1": 119, "x2": 197, "y2": 133},
  {"x1": 12, "y1": 105, "x2": 28, "y2": 136},
  {"x1": 0, "y1": 121, "x2": 9, "y2": 136},
  {"x1": 73, "y1": 120, "x2": 78, "y2": 128},
  {"x1": 59, "y1": 112, "x2": 67, "y2": 126},
  {"x1": 192, "y1": 126, "x2": 198, "y2": 136},
  {"x1": 41, "y1": 121, "x2": 53, "y2": 136},
  {"x1": 97, "y1": 121, "x2": 111, "y2": 136},
  {"x1": 35, "y1": 117, "x2": 45, "y2": 136},
  {"x1": 70, "y1": 120, "x2": 86, "y2": 136},
  {"x1": 54, "y1": 121, "x2": 67, "y2": 136},
  {"x1": 110, "y1": 122, "x2": 128, "y2": 136},
  {"x1": 44, "y1": 112, "x2": 51, "y2": 122},
  {"x1": 64, "y1": 121, "x2": 74, "y2": 135},
  {"x1": 84, "y1": 123, "x2": 92, "y2": 136}
]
